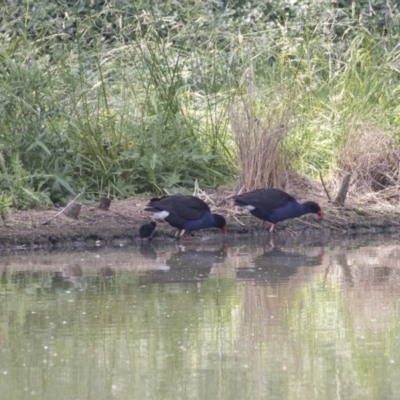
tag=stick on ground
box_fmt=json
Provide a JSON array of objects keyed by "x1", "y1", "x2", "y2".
[
  {"x1": 319, "y1": 172, "x2": 332, "y2": 202},
  {"x1": 41, "y1": 192, "x2": 83, "y2": 225},
  {"x1": 63, "y1": 202, "x2": 82, "y2": 219},
  {"x1": 334, "y1": 173, "x2": 352, "y2": 206},
  {"x1": 98, "y1": 197, "x2": 111, "y2": 211}
]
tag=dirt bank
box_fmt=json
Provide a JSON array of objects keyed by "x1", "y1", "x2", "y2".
[{"x1": 1, "y1": 191, "x2": 400, "y2": 250}]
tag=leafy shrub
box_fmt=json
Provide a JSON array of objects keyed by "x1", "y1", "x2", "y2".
[{"x1": 0, "y1": 0, "x2": 399, "y2": 206}]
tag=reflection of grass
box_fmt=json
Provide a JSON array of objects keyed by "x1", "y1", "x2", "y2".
[
  {"x1": 287, "y1": 276, "x2": 400, "y2": 399},
  {"x1": 2, "y1": 253, "x2": 400, "y2": 398},
  {"x1": 0, "y1": 270, "x2": 242, "y2": 399}
]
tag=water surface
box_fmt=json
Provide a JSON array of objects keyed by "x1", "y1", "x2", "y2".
[{"x1": 1, "y1": 234, "x2": 400, "y2": 400}]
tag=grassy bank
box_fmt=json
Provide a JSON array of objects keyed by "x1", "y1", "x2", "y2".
[{"x1": 0, "y1": 0, "x2": 399, "y2": 213}]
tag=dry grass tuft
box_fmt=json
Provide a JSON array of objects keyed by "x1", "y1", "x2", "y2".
[
  {"x1": 230, "y1": 83, "x2": 292, "y2": 192},
  {"x1": 337, "y1": 126, "x2": 400, "y2": 197}
]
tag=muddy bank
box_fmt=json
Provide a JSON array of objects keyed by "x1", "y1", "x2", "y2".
[{"x1": 1, "y1": 196, "x2": 400, "y2": 249}]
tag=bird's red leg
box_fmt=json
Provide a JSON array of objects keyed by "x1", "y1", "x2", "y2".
[{"x1": 269, "y1": 224, "x2": 276, "y2": 233}]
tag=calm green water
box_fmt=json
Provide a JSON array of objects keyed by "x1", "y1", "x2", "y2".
[{"x1": 1, "y1": 234, "x2": 400, "y2": 400}]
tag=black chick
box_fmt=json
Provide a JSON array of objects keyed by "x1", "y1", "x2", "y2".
[{"x1": 139, "y1": 221, "x2": 157, "y2": 240}]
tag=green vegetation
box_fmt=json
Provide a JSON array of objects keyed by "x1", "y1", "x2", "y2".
[{"x1": 0, "y1": 0, "x2": 399, "y2": 207}]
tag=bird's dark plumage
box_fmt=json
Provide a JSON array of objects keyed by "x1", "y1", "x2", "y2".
[
  {"x1": 139, "y1": 221, "x2": 157, "y2": 240},
  {"x1": 234, "y1": 188, "x2": 323, "y2": 234},
  {"x1": 145, "y1": 195, "x2": 227, "y2": 238}
]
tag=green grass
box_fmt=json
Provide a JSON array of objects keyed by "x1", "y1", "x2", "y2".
[{"x1": 0, "y1": 1, "x2": 399, "y2": 207}]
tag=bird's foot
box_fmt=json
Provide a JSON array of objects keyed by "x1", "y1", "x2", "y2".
[
  {"x1": 269, "y1": 224, "x2": 297, "y2": 237},
  {"x1": 175, "y1": 243, "x2": 186, "y2": 251},
  {"x1": 284, "y1": 227, "x2": 297, "y2": 237},
  {"x1": 180, "y1": 233, "x2": 205, "y2": 241}
]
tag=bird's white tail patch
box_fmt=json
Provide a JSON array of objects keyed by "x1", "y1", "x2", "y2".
[
  {"x1": 242, "y1": 205, "x2": 255, "y2": 211},
  {"x1": 153, "y1": 210, "x2": 169, "y2": 219}
]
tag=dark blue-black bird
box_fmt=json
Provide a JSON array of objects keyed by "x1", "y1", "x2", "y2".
[
  {"x1": 139, "y1": 221, "x2": 157, "y2": 240},
  {"x1": 234, "y1": 188, "x2": 323, "y2": 234},
  {"x1": 145, "y1": 195, "x2": 227, "y2": 238}
]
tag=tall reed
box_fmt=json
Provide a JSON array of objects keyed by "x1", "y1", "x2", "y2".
[
  {"x1": 230, "y1": 74, "x2": 291, "y2": 191},
  {"x1": 0, "y1": 1, "x2": 399, "y2": 208}
]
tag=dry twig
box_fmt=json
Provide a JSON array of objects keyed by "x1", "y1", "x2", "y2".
[{"x1": 41, "y1": 192, "x2": 83, "y2": 225}]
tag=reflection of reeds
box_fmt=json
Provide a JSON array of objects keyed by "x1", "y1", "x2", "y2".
[{"x1": 230, "y1": 81, "x2": 291, "y2": 191}]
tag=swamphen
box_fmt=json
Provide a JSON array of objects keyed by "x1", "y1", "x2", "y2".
[
  {"x1": 139, "y1": 221, "x2": 157, "y2": 240},
  {"x1": 145, "y1": 195, "x2": 227, "y2": 239},
  {"x1": 234, "y1": 188, "x2": 323, "y2": 235}
]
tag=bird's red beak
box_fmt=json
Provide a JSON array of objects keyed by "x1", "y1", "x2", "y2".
[
  {"x1": 318, "y1": 210, "x2": 324, "y2": 219},
  {"x1": 222, "y1": 226, "x2": 228, "y2": 234}
]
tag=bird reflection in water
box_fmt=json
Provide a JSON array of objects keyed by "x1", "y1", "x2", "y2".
[
  {"x1": 139, "y1": 241, "x2": 158, "y2": 259},
  {"x1": 236, "y1": 247, "x2": 323, "y2": 285},
  {"x1": 52, "y1": 264, "x2": 83, "y2": 290},
  {"x1": 144, "y1": 243, "x2": 228, "y2": 284}
]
